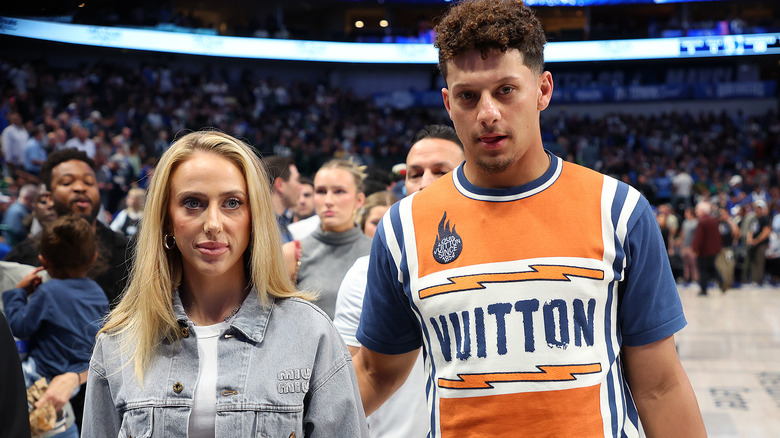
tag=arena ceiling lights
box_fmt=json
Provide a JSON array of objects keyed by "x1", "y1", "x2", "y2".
[{"x1": 1, "y1": 16, "x2": 779, "y2": 63}]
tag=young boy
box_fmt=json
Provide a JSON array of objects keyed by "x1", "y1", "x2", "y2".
[{"x1": 3, "y1": 215, "x2": 109, "y2": 435}]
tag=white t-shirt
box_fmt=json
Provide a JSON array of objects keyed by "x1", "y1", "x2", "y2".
[
  {"x1": 334, "y1": 256, "x2": 428, "y2": 438},
  {"x1": 672, "y1": 172, "x2": 694, "y2": 197},
  {"x1": 188, "y1": 321, "x2": 229, "y2": 438},
  {"x1": 288, "y1": 215, "x2": 321, "y2": 241}
]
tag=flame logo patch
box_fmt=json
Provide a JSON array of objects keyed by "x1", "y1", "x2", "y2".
[{"x1": 433, "y1": 212, "x2": 462, "y2": 264}]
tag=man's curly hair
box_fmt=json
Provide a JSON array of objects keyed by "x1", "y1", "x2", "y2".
[{"x1": 435, "y1": 0, "x2": 547, "y2": 80}]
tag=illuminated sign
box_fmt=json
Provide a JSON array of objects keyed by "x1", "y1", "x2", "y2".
[{"x1": 1, "y1": 17, "x2": 779, "y2": 63}]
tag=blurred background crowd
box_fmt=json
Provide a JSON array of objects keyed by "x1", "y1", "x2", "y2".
[
  {"x1": 0, "y1": 1, "x2": 779, "y2": 435},
  {"x1": 1, "y1": 54, "x2": 779, "y2": 287}
]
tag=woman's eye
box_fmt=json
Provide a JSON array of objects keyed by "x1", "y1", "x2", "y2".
[
  {"x1": 183, "y1": 198, "x2": 201, "y2": 209},
  {"x1": 225, "y1": 198, "x2": 242, "y2": 209}
]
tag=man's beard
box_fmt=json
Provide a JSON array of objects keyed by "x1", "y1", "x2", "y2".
[
  {"x1": 474, "y1": 156, "x2": 514, "y2": 175},
  {"x1": 53, "y1": 199, "x2": 99, "y2": 224}
]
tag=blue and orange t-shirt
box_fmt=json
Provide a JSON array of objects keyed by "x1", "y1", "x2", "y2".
[{"x1": 357, "y1": 153, "x2": 686, "y2": 437}]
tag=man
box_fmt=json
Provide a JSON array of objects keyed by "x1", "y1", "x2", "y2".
[
  {"x1": 746, "y1": 199, "x2": 772, "y2": 285},
  {"x1": 353, "y1": 1, "x2": 705, "y2": 437},
  {"x1": 692, "y1": 201, "x2": 723, "y2": 296},
  {"x1": 671, "y1": 168, "x2": 694, "y2": 212},
  {"x1": 403, "y1": 124, "x2": 465, "y2": 195},
  {"x1": 24, "y1": 125, "x2": 48, "y2": 176},
  {"x1": 292, "y1": 176, "x2": 315, "y2": 223},
  {"x1": 1, "y1": 112, "x2": 28, "y2": 175},
  {"x1": 1, "y1": 184, "x2": 37, "y2": 247},
  {"x1": 715, "y1": 207, "x2": 739, "y2": 291},
  {"x1": 5, "y1": 148, "x2": 130, "y2": 307},
  {"x1": 264, "y1": 156, "x2": 302, "y2": 244},
  {"x1": 3, "y1": 148, "x2": 131, "y2": 431},
  {"x1": 333, "y1": 124, "x2": 464, "y2": 437},
  {"x1": 63, "y1": 123, "x2": 96, "y2": 159}
]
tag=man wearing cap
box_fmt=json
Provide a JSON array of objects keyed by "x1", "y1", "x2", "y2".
[{"x1": 746, "y1": 199, "x2": 772, "y2": 285}]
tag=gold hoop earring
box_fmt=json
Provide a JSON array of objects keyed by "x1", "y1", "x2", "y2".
[{"x1": 164, "y1": 234, "x2": 176, "y2": 250}]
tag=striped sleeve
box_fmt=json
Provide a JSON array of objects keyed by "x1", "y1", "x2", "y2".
[
  {"x1": 357, "y1": 203, "x2": 423, "y2": 354},
  {"x1": 617, "y1": 193, "x2": 687, "y2": 346}
]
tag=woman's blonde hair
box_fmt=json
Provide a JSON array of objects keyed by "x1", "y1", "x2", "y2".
[
  {"x1": 126, "y1": 187, "x2": 146, "y2": 214},
  {"x1": 317, "y1": 159, "x2": 366, "y2": 194},
  {"x1": 359, "y1": 191, "x2": 397, "y2": 231},
  {"x1": 99, "y1": 130, "x2": 310, "y2": 382}
]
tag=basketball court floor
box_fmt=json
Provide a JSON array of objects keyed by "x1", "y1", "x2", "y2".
[{"x1": 675, "y1": 283, "x2": 780, "y2": 437}]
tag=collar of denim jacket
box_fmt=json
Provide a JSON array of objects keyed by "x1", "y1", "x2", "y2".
[{"x1": 172, "y1": 288, "x2": 271, "y2": 344}]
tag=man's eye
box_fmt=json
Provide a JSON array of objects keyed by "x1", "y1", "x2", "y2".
[
  {"x1": 408, "y1": 174, "x2": 421, "y2": 180},
  {"x1": 458, "y1": 91, "x2": 474, "y2": 100},
  {"x1": 498, "y1": 86, "x2": 514, "y2": 95}
]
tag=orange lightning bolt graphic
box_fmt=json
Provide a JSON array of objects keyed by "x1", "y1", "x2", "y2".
[
  {"x1": 419, "y1": 265, "x2": 604, "y2": 299},
  {"x1": 438, "y1": 363, "x2": 603, "y2": 389}
]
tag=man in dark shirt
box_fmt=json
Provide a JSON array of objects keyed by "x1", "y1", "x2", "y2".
[
  {"x1": 693, "y1": 201, "x2": 723, "y2": 296},
  {"x1": 715, "y1": 207, "x2": 740, "y2": 291},
  {"x1": 747, "y1": 200, "x2": 772, "y2": 285},
  {"x1": 4, "y1": 149, "x2": 131, "y2": 306},
  {"x1": 2, "y1": 148, "x2": 131, "y2": 430}
]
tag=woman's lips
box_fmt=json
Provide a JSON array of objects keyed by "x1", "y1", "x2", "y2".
[{"x1": 197, "y1": 242, "x2": 228, "y2": 255}]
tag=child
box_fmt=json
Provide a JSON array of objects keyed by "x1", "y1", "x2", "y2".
[{"x1": 3, "y1": 215, "x2": 109, "y2": 437}]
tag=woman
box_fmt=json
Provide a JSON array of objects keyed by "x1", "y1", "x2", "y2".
[
  {"x1": 283, "y1": 159, "x2": 371, "y2": 319},
  {"x1": 109, "y1": 187, "x2": 145, "y2": 237},
  {"x1": 83, "y1": 131, "x2": 368, "y2": 437},
  {"x1": 359, "y1": 191, "x2": 397, "y2": 239}
]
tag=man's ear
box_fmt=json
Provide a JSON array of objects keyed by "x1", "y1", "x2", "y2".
[
  {"x1": 273, "y1": 177, "x2": 285, "y2": 193},
  {"x1": 442, "y1": 87, "x2": 452, "y2": 120},
  {"x1": 537, "y1": 71, "x2": 553, "y2": 111}
]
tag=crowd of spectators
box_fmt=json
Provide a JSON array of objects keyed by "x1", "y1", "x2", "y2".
[{"x1": 0, "y1": 57, "x2": 779, "y2": 284}]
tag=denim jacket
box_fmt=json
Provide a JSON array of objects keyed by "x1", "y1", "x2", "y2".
[{"x1": 82, "y1": 290, "x2": 369, "y2": 437}]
